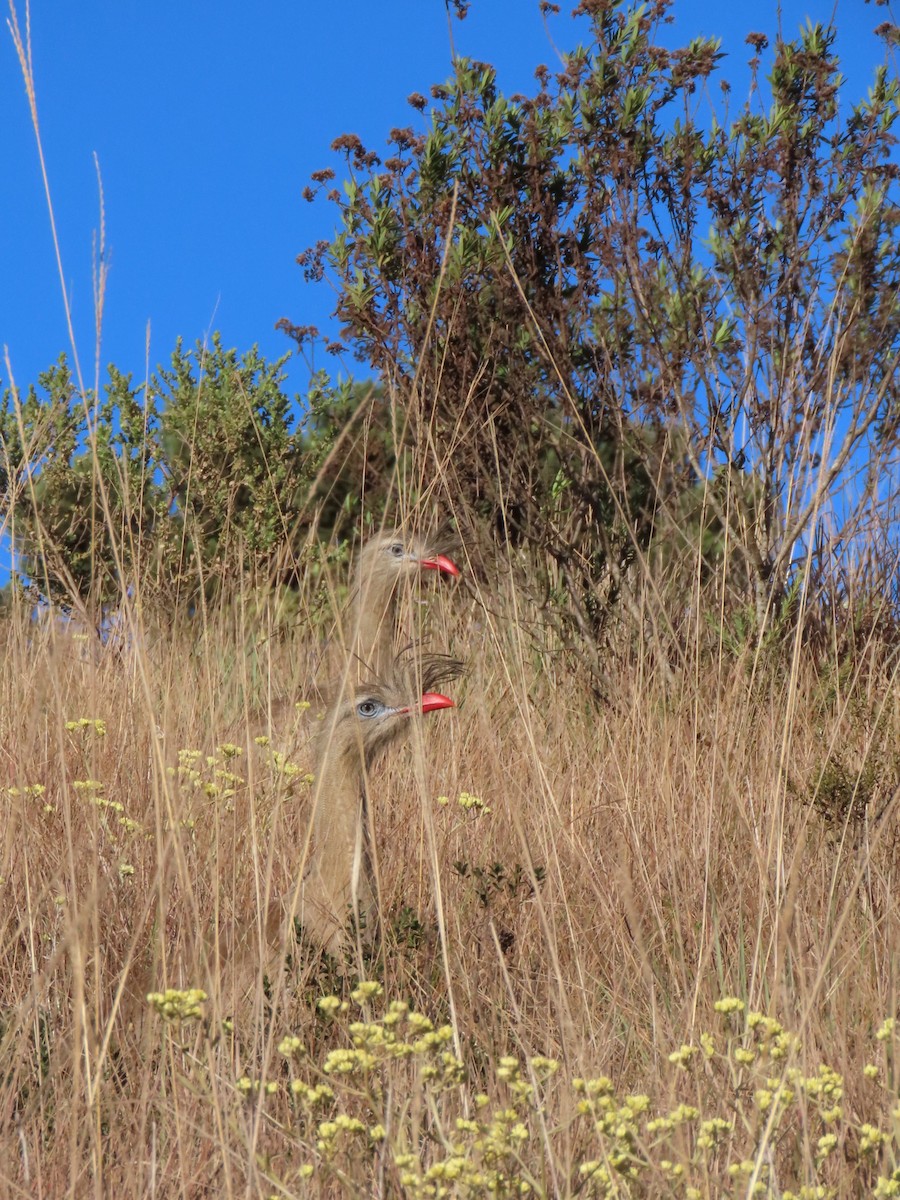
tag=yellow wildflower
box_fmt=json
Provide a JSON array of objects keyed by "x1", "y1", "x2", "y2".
[
  {"x1": 146, "y1": 987, "x2": 207, "y2": 1022},
  {"x1": 714, "y1": 996, "x2": 745, "y2": 1015}
]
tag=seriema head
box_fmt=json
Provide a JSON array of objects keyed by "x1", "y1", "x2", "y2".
[
  {"x1": 321, "y1": 653, "x2": 464, "y2": 767},
  {"x1": 355, "y1": 531, "x2": 460, "y2": 592}
]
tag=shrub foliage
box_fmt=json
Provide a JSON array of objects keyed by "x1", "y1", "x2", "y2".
[
  {"x1": 294, "y1": 0, "x2": 900, "y2": 633},
  {"x1": 3, "y1": 0, "x2": 899, "y2": 640}
]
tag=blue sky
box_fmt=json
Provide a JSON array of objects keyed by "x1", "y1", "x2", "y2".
[{"x1": 0, "y1": 1, "x2": 895, "y2": 581}]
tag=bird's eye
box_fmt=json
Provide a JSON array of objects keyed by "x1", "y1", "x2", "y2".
[
  {"x1": 356, "y1": 699, "x2": 380, "y2": 718},
  {"x1": 388, "y1": 542, "x2": 404, "y2": 558}
]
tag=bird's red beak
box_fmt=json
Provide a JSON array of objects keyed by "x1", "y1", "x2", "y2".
[
  {"x1": 420, "y1": 553, "x2": 460, "y2": 577},
  {"x1": 400, "y1": 692, "x2": 455, "y2": 716}
]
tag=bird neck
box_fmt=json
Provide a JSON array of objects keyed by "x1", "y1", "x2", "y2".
[
  {"x1": 349, "y1": 573, "x2": 399, "y2": 675},
  {"x1": 309, "y1": 730, "x2": 368, "y2": 885}
]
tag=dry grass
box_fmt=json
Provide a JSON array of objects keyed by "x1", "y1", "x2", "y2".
[
  {"x1": 3, "y1": 5, "x2": 898, "y2": 1190},
  {"x1": 0, "y1": 555, "x2": 898, "y2": 1198}
]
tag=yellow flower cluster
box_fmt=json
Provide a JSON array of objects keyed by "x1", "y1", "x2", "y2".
[
  {"x1": 278, "y1": 1035, "x2": 305, "y2": 1057},
  {"x1": 351, "y1": 980, "x2": 383, "y2": 1004},
  {"x1": 146, "y1": 988, "x2": 207, "y2": 1022},
  {"x1": 324, "y1": 1006, "x2": 462, "y2": 1086},
  {"x1": 65, "y1": 717, "x2": 106, "y2": 737},
  {"x1": 168, "y1": 747, "x2": 246, "y2": 803},
  {"x1": 170, "y1": 991, "x2": 900, "y2": 1199},
  {"x1": 236, "y1": 1076, "x2": 279, "y2": 1097},
  {"x1": 267, "y1": 748, "x2": 314, "y2": 781},
  {"x1": 317, "y1": 994, "x2": 346, "y2": 1016},
  {"x1": 714, "y1": 996, "x2": 746, "y2": 1015},
  {"x1": 6, "y1": 783, "x2": 46, "y2": 797},
  {"x1": 437, "y1": 791, "x2": 491, "y2": 814},
  {"x1": 393, "y1": 1103, "x2": 533, "y2": 1198},
  {"x1": 746, "y1": 1011, "x2": 801, "y2": 1059},
  {"x1": 668, "y1": 1042, "x2": 698, "y2": 1068},
  {"x1": 289, "y1": 1081, "x2": 334, "y2": 1107},
  {"x1": 873, "y1": 1168, "x2": 900, "y2": 1198},
  {"x1": 70, "y1": 778, "x2": 143, "y2": 840},
  {"x1": 316, "y1": 1113, "x2": 366, "y2": 1158}
]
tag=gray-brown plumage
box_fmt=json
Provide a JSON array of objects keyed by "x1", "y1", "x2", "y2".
[
  {"x1": 345, "y1": 530, "x2": 460, "y2": 678},
  {"x1": 299, "y1": 654, "x2": 463, "y2": 955},
  {"x1": 267, "y1": 530, "x2": 459, "y2": 736}
]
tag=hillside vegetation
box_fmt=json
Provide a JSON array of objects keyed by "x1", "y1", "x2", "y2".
[
  {"x1": 0, "y1": 549, "x2": 898, "y2": 1196},
  {"x1": 1, "y1": 0, "x2": 899, "y2": 1195}
]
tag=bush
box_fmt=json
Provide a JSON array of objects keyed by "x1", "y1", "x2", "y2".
[
  {"x1": 294, "y1": 0, "x2": 900, "y2": 643},
  {"x1": 1, "y1": 336, "x2": 322, "y2": 613}
]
